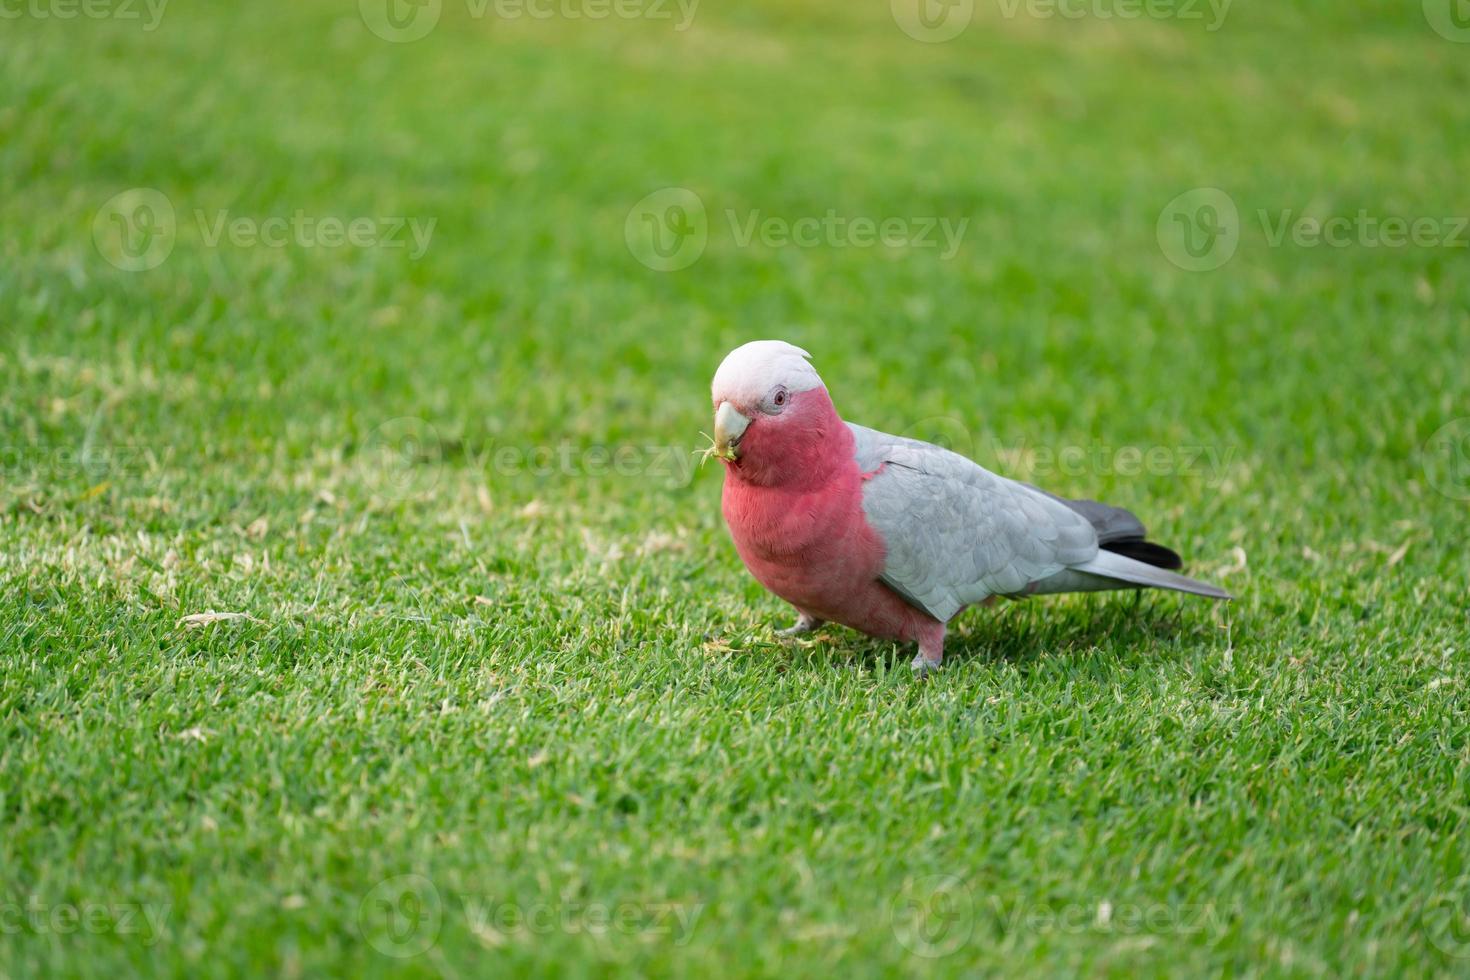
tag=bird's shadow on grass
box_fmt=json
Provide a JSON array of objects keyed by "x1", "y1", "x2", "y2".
[{"x1": 788, "y1": 593, "x2": 1228, "y2": 676}]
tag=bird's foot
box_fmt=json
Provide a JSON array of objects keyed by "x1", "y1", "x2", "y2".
[
  {"x1": 910, "y1": 654, "x2": 943, "y2": 677},
  {"x1": 776, "y1": 613, "x2": 825, "y2": 637},
  {"x1": 910, "y1": 634, "x2": 944, "y2": 677}
]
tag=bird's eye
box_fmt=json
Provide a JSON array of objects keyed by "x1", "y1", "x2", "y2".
[{"x1": 772, "y1": 388, "x2": 788, "y2": 407}]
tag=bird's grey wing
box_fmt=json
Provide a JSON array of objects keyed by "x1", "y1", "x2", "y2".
[{"x1": 849, "y1": 423, "x2": 1099, "y2": 622}]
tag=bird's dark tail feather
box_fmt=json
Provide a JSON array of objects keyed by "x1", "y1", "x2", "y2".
[
  {"x1": 1099, "y1": 538, "x2": 1183, "y2": 571},
  {"x1": 1026, "y1": 483, "x2": 1187, "y2": 571}
]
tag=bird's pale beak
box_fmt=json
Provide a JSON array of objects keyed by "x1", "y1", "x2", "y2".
[{"x1": 713, "y1": 401, "x2": 751, "y2": 460}]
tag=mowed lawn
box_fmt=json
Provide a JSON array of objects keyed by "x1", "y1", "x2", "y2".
[{"x1": 3, "y1": 0, "x2": 1469, "y2": 975}]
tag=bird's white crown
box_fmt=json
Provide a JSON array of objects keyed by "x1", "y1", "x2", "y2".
[{"x1": 711, "y1": 340, "x2": 824, "y2": 406}]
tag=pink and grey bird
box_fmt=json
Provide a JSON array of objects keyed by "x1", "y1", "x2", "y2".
[{"x1": 709, "y1": 340, "x2": 1231, "y2": 674}]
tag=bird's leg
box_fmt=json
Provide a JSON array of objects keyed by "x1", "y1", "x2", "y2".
[
  {"x1": 777, "y1": 610, "x2": 825, "y2": 637},
  {"x1": 910, "y1": 630, "x2": 945, "y2": 676}
]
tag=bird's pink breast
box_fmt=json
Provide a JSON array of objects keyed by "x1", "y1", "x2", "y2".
[{"x1": 719, "y1": 403, "x2": 943, "y2": 648}]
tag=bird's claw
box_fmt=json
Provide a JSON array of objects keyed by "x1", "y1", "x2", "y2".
[
  {"x1": 776, "y1": 614, "x2": 824, "y2": 637},
  {"x1": 910, "y1": 655, "x2": 943, "y2": 677}
]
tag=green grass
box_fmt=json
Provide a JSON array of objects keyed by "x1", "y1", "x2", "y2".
[{"x1": 3, "y1": 0, "x2": 1470, "y2": 975}]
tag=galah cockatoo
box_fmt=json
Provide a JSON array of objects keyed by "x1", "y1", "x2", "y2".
[{"x1": 709, "y1": 341, "x2": 1231, "y2": 674}]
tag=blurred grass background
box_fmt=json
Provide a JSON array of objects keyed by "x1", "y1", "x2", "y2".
[{"x1": 2, "y1": 0, "x2": 1469, "y2": 976}]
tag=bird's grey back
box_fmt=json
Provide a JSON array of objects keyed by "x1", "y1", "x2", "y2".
[{"x1": 846, "y1": 422, "x2": 1100, "y2": 621}]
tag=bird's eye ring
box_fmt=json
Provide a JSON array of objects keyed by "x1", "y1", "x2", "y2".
[{"x1": 772, "y1": 388, "x2": 788, "y2": 407}]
